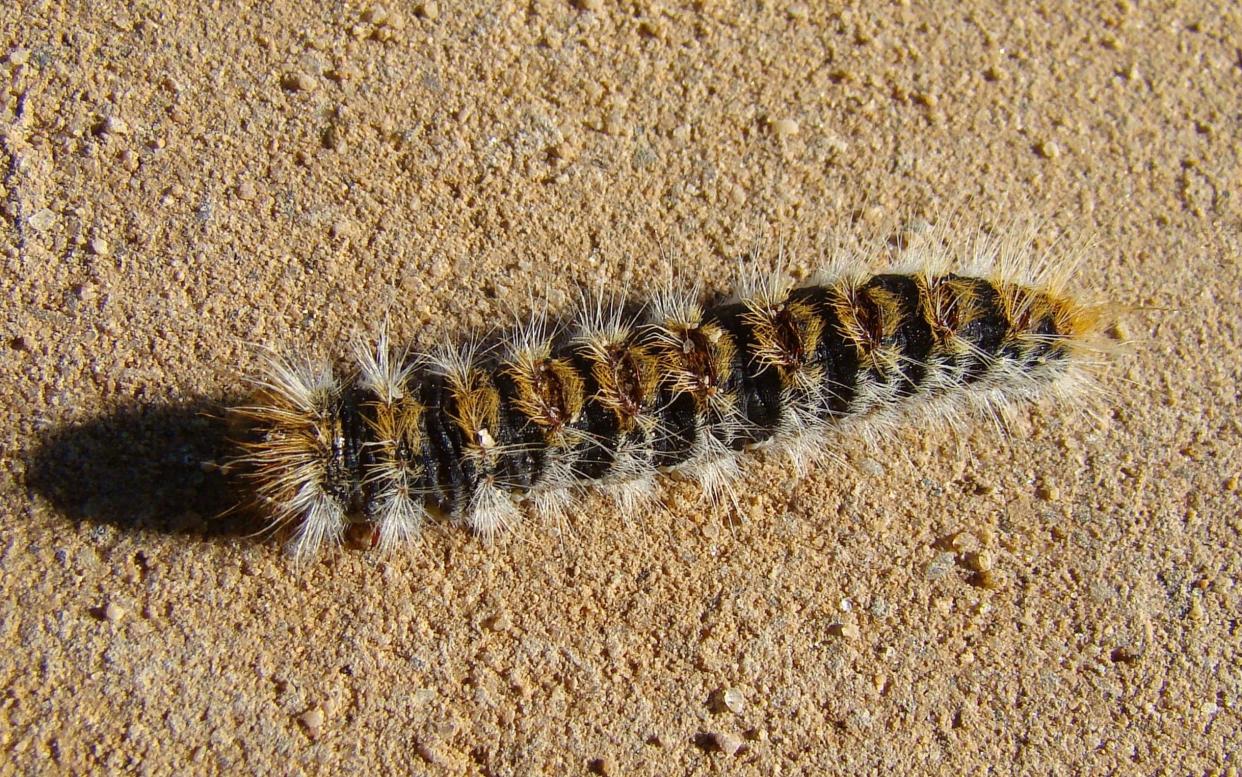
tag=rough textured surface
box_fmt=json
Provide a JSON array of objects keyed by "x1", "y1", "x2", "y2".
[{"x1": 2, "y1": 1, "x2": 1238, "y2": 774}]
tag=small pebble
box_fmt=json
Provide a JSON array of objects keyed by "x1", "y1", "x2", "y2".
[
  {"x1": 963, "y1": 550, "x2": 992, "y2": 573},
  {"x1": 720, "y1": 688, "x2": 746, "y2": 715},
  {"x1": 577, "y1": 0, "x2": 603, "y2": 10},
  {"x1": 828, "y1": 622, "x2": 860, "y2": 639},
  {"x1": 99, "y1": 116, "x2": 129, "y2": 135},
  {"x1": 925, "y1": 551, "x2": 957, "y2": 580},
  {"x1": 282, "y1": 71, "x2": 316, "y2": 92},
  {"x1": 417, "y1": 2, "x2": 439, "y2": 19},
  {"x1": 415, "y1": 740, "x2": 442, "y2": 764},
  {"x1": 28, "y1": 209, "x2": 55, "y2": 231},
  {"x1": 298, "y1": 707, "x2": 325, "y2": 739},
  {"x1": 103, "y1": 602, "x2": 125, "y2": 622},
  {"x1": 8, "y1": 48, "x2": 30, "y2": 66},
  {"x1": 1035, "y1": 139, "x2": 1061, "y2": 159},
  {"x1": 858, "y1": 457, "x2": 885, "y2": 477},
  {"x1": 235, "y1": 181, "x2": 257, "y2": 201},
  {"x1": 89, "y1": 237, "x2": 110, "y2": 256},
  {"x1": 604, "y1": 111, "x2": 626, "y2": 137},
  {"x1": 411, "y1": 688, "x2": 436, "y2": 707},
  {"x1": 706, "y1": 731, "x2": 743, "y2": 756},
  {"x1": 769, "y1": 117, "x2": 800, "y2": 137}
]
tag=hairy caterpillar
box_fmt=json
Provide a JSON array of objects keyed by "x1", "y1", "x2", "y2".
[{"x1": 229, "y1": 225, "x2": 1111, "y2": 561}]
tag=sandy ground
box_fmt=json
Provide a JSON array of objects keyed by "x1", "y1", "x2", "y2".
[{"x1": 2, "y1": 1, "x2": 1239, "y2": 774}]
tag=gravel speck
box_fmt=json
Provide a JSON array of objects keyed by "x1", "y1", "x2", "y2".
[
  {"x1": 298, "y1": 707, "x2": 325, "y2": 739},
  {"x1": 282, "y1": 72, "x2": 316, "y2": 92},
  {"x1": 769, "y1": 117, "x2": 800, "y2": 137}
]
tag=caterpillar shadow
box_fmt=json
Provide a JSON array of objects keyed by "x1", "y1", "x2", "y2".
[{"x1": 26, "y1": 397, "x2": 252, "y2": 539}]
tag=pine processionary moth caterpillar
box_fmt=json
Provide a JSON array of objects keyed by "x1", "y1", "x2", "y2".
[{"x1": 228, "y1": 223, "x2": 1115, "y2": 562}]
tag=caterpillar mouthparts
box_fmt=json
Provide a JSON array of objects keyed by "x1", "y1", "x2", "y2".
[{"x1": 229, "y1": 230, "x2": 1112, "y2": 562}]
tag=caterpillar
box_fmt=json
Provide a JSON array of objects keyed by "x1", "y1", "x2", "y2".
[{"x1": 228, "y1": 225, "x2": 1111, "y2": 561}]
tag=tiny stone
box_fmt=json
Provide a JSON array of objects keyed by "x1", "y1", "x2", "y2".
[
  {"x1": 282, "y1": 71, "x2": 316, "y2": 92},
  {"x1": 577, "y1": 0, "x2": 603, "y2": 10},
  {"x1": 828, "y1": 622, "x2": 860, "y2": 639},
  {"x1": 235, "y1": 181, "x2": 257, "y2": 201},
  {"x1": 417, "y1": 2, "x2": 439, "y2": 19},
  {"x1": 101, "y1": 116, "x2": 129, "y2": 135},
  {"x1": 328, "y1": 64, "x2": 358, "y2": 82},
  {"x1": 363, "y1": 4, "x2": 388, "y2": 24},
  {"x1": 89, "y1": 237, "x2": 110, "y2": 256},
  {"x1": 824, "y1": 132, "x2": 849, "y2": 153},
  {"x1": 1036, "y1": 481, "x2": 1060, "y2": 501},
  {"x1": 963, "y1": 550, "x2": 992, "y2": 573},
  {"x1": 411, "y1": 688, "x2": 436, "y2": 707},
  {"x1": 1035, "y1": 139, "x2": 1061, "y2": 159},
  {"x1": 330, "y1": 220, "x2": 351, "y2": 239},
  {"x1": 103, "y1": 602, "x2": 124, "y2": 622},
  {"x1": 769, "y1": 117, "x2": 800, "y2": 137},
  {"x1": 926, "y1": 551, "x2": 957, "y2": 580},
  {"x1": 720, "y1": 688, "x2": 746, "y2": 715},
  {"x1": 604, "y1": 111, "x2": 626, "y2": 136},
  {"x1": 298, "y1": 707, "x2": 325, "y2": 739},
  {"x1": 858, "y1": 457, "x2": 885, "y2": 477},
  {"x1": 707, "y1": 731, "x2": 743, "y2": 756},
  {"x1": 8, "y1": 48, "x2": 30, "y2": 66},
  {"x1": 28, "y1": 209, "x2": 55, "y2": 231}
]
